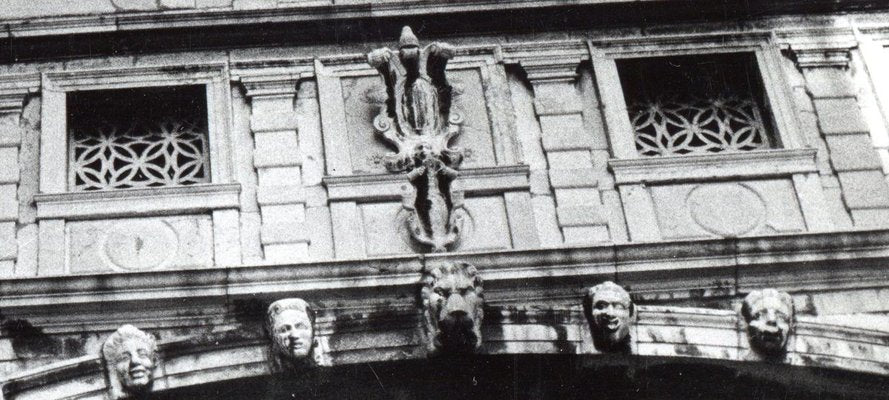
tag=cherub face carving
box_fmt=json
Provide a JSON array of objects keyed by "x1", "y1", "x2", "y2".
[
  {"x1": 584, "y1": 282, "x2": 634, "y2": 352},
  {"x1": 102, "y1": 325, "x2": 157, "y2": 398},
  {"x1": 421, "y1": 262, "x2": 483, "y2": 354},
  {"x1": 267, "y1": 299, "x2": 315, "y2": 362},
  {"x1": 742, "y1": 289, "x2": 793, "y2": 356}
]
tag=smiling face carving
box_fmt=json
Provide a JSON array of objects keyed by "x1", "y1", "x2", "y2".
[
  {"x1": 267, "y1": 298, "x2": 315, "y2": 367},
  {"x1": 102, "y1": 325, "x2": 157, "y2": 398},
  {"x1": 421, "y1": 262, "x2": 483, "y2": 355},
  {"x1": 584, "y1": 282, "x2": 634, "y2": 352},
  {"x1": 742, "y1": 289, "x2": 793, "y2": 356}
]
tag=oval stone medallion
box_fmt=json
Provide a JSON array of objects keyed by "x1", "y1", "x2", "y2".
[
  {"x1": 686, "y1": 183, "x2": 765, "y2": 237},
  {"x1": 102, "y1": 219, "x2": 178, "y2": 271}
]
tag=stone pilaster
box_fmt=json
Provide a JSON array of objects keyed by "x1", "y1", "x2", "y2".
[
  {"x1": 0, "y1": 75, "x2": 38, "y2": 276},
  {"x1": 792, "y1": 44, "x2": 889, "y2": 228},
  {"x1": 514, "y1": 50, "x2": 612, "y2": 245},
  {"x1": 242, "y1": 76, "x2": 310, "y2": 262}
]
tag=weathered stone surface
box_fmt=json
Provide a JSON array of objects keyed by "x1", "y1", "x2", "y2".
[
  {"x1": 0, "y1": 147, "x2": 19, "y2": 184},
  {"x1": 67, "y1": 216, "x2": 214, "y2": 273},
  {"x1": 0, "y1": 222, "x2": 16, "y2": 260},
  {"x1": 813, "y1": 98, "x2": 870, "y2": 135},
  {"x1": 0, "y1": 184, "x2": 17, "y2": 221},
  {"x1": 824, "y1": 134, "x2": 883, "y2": 171},
  {"x1": 837, "y1": 170, "x2": 889, "y2": 209},
  {"x1": 802, "y1": 67, "x2": 857, "y2": 98}
]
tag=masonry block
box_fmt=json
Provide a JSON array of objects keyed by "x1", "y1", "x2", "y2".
[
  {"x1": 0, "y1": 222, "x2": 15, "y2": 260},
  {"x1": 257, "y1": 185, "x2": 306, "y2": 206},
  {"x1": 532, "y1": 83, "x2": 582, "y2": 115},
  {"x1": 850, "y1": 209, "x2": 889, "y2": 228},
  {"x1": 813, "y1": 98, "x2": 870, "y2": 135},
  {"x1": 539, "y1": 114, "x2": 590, "y2": 151},
  {"x1": 253, "y1": 131, "x2": 301, "y2": 168},
  {"x1": 261, "y1": 223, "x2": 310, "y2": 245},
  {"x1": 258, "y1": 166, "x2": 301, "y2": 187},
  {"x1": 563, "y1": 225, "x2": 609, "y2": 245},
  {"x1": 802, "y1": 68, "x2": 857, "y2": 98},
  {"x1": 265, "y1": 242, "x2": 309, "y2": 263},
  {"x1": 261, "y1": 203, "x2": 306, "y2": 225},
  {"x1": 547, "y1": 150, "x2": 592, "y2": 170},
  {"x1": 824, "y1": 134, "x2": 883, "y2": 171},
  {"x1": 196, "y1": 0, "x2": 231, "y2": 7},
  {"x1": 529, "y1": 170, "x2": 551, "y2": 195},
  {"x1": 837, "y1": 170, "x2": 889, "y2": 209},
  {"x1": 250, "y1": 111, "x2": 299, "y2": 133},
  {"x1": 549, "y1": 168, "x2": 597, "y2": 188},
  {"x1": 160, "y1": 0, "x2": 196, "y2": 8},
  {"x1": 555, "y1": 188, "x2": 600, "y2": 208},
  {"x1": 0, "y1": 147, "x2": 19, "y2": 184},
  {"x1": 556, "y1": 205, "x2": 607, "y2": 227},
  {"x1": 0, "y1": 184, "x2": 17, "y2": 221}
]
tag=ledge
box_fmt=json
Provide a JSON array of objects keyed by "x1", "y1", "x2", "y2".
[
  {"x1": 608, "y1": 149, "x2": 818, "y2": 185},
  {"x1": 323, "y1": 165, "x2": 530, "y2": 202},
  {"x1": 3, "y1": 305, "x2": 888, "y2": 400},
  {"x1": 33, "y1": 183, "x2": 241, "y2": 220}
]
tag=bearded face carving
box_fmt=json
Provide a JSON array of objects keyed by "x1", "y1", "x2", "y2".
[
  {"x1": 742, "y1": 289, "x2": 793, "y2": 356},
  {"x1": 421, "y1": 262, "x2": 483, "y2": 355},
  {"x1": 102, "y1": 325, "x2": 158, "y2": 399},
  {"x1": 583, "y1": 282, "x2": 634, "y2": 352},
  {"x1": 267, "y1": 298, "x2": 320, "y2": 370}
]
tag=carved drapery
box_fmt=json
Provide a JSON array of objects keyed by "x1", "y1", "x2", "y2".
[{"x1": 367, "y1": 26, "x2": 465, "y2": 252}]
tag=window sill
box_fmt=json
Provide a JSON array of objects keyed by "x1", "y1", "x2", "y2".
[
  {"x1": 607, "y1": 149, "x2": 818, "y2": 185},
  {"x1": 34, "y1": 183, "x2": 241, "y2": 220}
]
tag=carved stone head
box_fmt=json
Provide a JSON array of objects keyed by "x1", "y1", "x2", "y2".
[
  {"x1": 742, "y1": 289, "x2": 793, "y2": 356},
  {"x1": 267, "y1": 298, "x2": 317, "y2": 369},
  {"x1": 421, "y1": 262, "x2": 484, "y2": 355},
  {"x1": 584, "y1": 281, "x2": 634, "y2": 352},
  {"x1": 102, "y1": 325, "x2": 158, "y2": 399}
]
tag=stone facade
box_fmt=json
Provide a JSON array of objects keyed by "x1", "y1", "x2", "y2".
[{"x1": 2, "y1": 1, "x2": 889, "y2": 398}]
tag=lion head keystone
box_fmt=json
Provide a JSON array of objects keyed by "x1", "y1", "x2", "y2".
[
  {"x1": 742, "y1": 288, "x2": 793, "y2": 357},
  {"x1": 421, "y1": 261, "x2": 484, "y2": 355}
]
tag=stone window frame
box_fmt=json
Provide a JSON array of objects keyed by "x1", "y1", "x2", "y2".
[
  {"x1": 35, "y1": 64, "x2": 239, "y2": 220},
  {"x1": 592, "y1": 33, "x2": 811, "y2": 178},
  {"x1": 591, "y1": 33, "x2": 833, "y2": 239}
]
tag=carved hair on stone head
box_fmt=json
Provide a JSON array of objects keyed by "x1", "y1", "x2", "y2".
[
  {"x1": 421, "y1": 262, "x2": 484, "y2": 355},
  {"x1": 583, "y1": 281, "x2": 634, "y2": 353},
  {"x1": 266, "y1": 298, "x2": 324, "y2": 370},
  {"x1": 741, "y1": 288, "x2": 794, "y2": 357},
  {"x1": 399, "y1": 26, "x2": 420, "y2": 49},
  {"x1": 102, "y1": 324, "x2": 158, "y2": 398}
]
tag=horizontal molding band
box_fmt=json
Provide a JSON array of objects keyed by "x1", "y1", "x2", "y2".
[
  {"x1": 34, "y1": 183, "x2": 242, "y2": 220},
  {"x1": 608, "y1": 149, "x2": 818, "y2": 184}
]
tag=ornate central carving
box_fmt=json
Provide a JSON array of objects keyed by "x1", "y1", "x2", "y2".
[{"x1": 367, "y1": 26, "x2": 465, "y2": 252}]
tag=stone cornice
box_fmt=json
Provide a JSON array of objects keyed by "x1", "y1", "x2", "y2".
[
  {"x1": 0, "y1": 74, "x2": 40, "y2": 113},
  {"x1": 3, "y1": 305, "x2": 888, "y2": 400},
  {"x1": 789, "y1": 43, "x2": 856, "y2": 68},
  {"x1": 3, "y1": 229, "x2": 889, "y2": 310},
  {"x1": 501, "y1": 41, "x2": 589, "y2": 83}
]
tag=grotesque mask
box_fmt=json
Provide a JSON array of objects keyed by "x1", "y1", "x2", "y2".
[
  {"x1": 267, "y1": 298, "x2": 317, "y2": 370},
  {"x1": 421, "y1": 262, "x2": 483, "y2": 355},
  {"x1": 584, "y1": 281, "x2": 634, "y2": 352},
  {"x1": 742, "y1": 289, "x2": 793, "y2": 356},
  {"x1": 102, "y1": 325, "x2": 157, "y2": 399}
]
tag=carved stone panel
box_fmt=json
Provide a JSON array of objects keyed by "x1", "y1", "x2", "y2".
[
  {"x1": 342, "y1": 69, "x2": 497, "y2": 174},
  {"x1": 67, "y1": 215, "x2": 214, "y2": 273},
  {"x1": 650, "y1": 179, "x2": 805, "y2": 239}
]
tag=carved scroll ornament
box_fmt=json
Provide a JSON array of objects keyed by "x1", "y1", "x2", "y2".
[{"x1": 367, "y1": 26, "x2": 465, "y2": 252}]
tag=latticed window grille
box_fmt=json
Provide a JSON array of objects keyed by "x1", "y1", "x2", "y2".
[
  {"x1": 618, "y1": 53, "x2": 776, "y2": 157},
  {"x1": 68, "y1": 86, "x2": 210, "y2": 191}
]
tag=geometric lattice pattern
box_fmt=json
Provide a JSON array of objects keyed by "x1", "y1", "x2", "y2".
[
  {"x1": 70, "y1": 117, "x2": 209, "y2": 191},
  {"x1": 629, "y1": 94, "x2": 770, "y2": 157}
]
